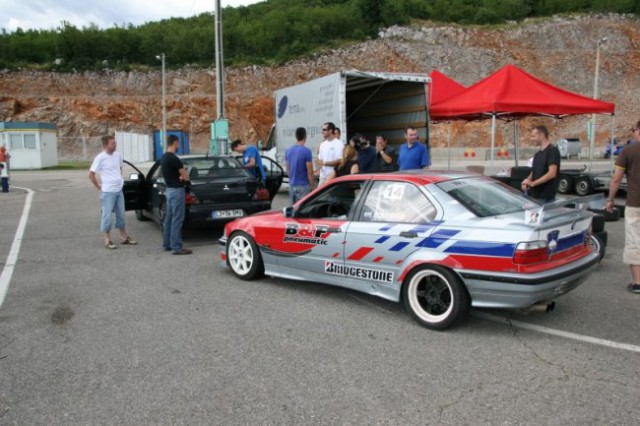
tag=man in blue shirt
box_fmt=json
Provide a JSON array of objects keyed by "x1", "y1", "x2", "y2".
[
  {"x1": 285, "y1": 127, "x2": 316, "y2": 204},
  {"x1": 231, "y1": 139, "x2": 266, "y2": 182},
  {"x1": 398, "y1": 126, "x2": 429, "y2": 170}
]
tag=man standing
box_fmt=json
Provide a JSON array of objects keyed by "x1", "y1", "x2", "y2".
[
  {"x1": 285, "y1": 127, "x2": 316, "y2": 204},
  {"x1": 160, "y1": 134, "x2": 192, "y2": 255},
  {"x1": 88, "y1": 135, "x2": 137, "y2": 249},
  {"x1": 316, "y1": 122, "x2": 343, "y2": 186},
  {"x1": 357, "y1": 135, "x2": 377, "y2": 173},
  {"x1": 230, "y1": 139, "x2": 266, "y2": 183},
  {"x1": 607, "y1": 120, "x2": 640, "y2": 294},
  {"x1": 375, "y1": 135, "x2": 397, "y2": 172},
  {"x1": 0, "y1": 145, "x2": 9, "y2": 192},
  {"x1": 521, "y1": 125, "x2": 561, "y2": 203},
  {"x1": 397, "y1": 126, "x2": 429, "y2": 170}
]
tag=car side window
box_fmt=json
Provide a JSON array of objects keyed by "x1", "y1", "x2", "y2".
[
  {"x1": 360, "y1": 181, "x2": 436, "y2": 224},
  {"x1": 296, "y1": 181, "x2": 364, "y2": 219}
]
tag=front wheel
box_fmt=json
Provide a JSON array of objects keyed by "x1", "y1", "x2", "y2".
[
  {"x1": 226, "y1": 231, "x2": 264, "y2": 280},
  {"x1": 402, "y1": 265, "x2": 469, "y2": 330}
]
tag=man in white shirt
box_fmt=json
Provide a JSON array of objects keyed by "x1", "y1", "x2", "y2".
[
  {"x1": 89, "y1": 135, "x2": 137, "y2": 249},
  {"x1": 316, "y1": 122, "x2": 344, "y2": 186}
]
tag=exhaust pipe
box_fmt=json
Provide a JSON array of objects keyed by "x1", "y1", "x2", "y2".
[{"x1": 524, "y1": 301, "x2": 556, "y2": 313}]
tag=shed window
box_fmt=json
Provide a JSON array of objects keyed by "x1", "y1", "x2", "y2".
[
  {"x1": 24, "y1": 134, "x2": 37, "y2": 149},
  {"x1": 9, "y1": 134, "x2": 23, "y2": 149}
]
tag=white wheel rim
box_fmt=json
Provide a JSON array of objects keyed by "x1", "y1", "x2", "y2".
[
  {"x1": 407, "y1": 270, "x2": 454, "y2": 323},
  {"x1": 228, "y1": 235, "x2": 254, "y2": 275}
]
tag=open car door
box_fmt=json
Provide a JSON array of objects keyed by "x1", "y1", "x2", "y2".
[
  {"x1": 261, "y1": 155, "x2": 284, "y2": 201},
  {"x1": 122, "y1": 160, "x2": 148, "y2": 211}
]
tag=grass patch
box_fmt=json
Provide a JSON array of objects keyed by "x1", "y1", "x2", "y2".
[{"x1": 42, "y1": 161, "x2": 91, "y2": 170}]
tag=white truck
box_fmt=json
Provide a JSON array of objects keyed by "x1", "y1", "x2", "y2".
[{"x1": 260, "y1": 70, "x2": 432, "y2": 173}]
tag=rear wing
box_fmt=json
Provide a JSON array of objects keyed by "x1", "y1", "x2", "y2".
[{"x1": 525, "y1": 194, "x2": 604, "y2": 225}]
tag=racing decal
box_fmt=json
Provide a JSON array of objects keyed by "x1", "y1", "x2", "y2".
[
  {"x1": 547, "y1": 230, "x2": 560, "y2": 254},
  {"x1": 443, "y1": 241, "x2": 515, "y2": 257},
  {"x1": 284, "y1": 223, "x2": 331, "y2": 245},
  {"x1": 389, "y1": 242, "x2": 410, "y2": 251},
  {"x1": 325, "y1": 261, "x2": 394, "y2": 283},
  {"x1": 347, "y1": 247, "x2": 374, "y2": 261},
  {"x1": 416, "y1": 229, "x2": 461, "y2": 248}
]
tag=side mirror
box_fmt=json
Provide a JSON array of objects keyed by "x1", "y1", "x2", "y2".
[{"x1": 283, "y1": 206, "x2": 294, "y2": 218}]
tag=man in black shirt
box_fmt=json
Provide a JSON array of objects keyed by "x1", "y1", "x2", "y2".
[
  {"x1": 160, "y1": 135, "x2": 192, "y2": 255},
  {"x1": 375, "y1": 135, "x2": 397, "y2": 172},
  {"x1": 521, "y1": 125, "x2": 561, "y2": 203}
]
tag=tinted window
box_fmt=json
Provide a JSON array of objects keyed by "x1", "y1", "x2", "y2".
[
  {"x1": 438, "y1": 177, "x2": 537, "y2": 217},
  {"x1": 182, "y1": 157, "x2": 250, "y2": 180},
  {"x1": 360, "y1": 181, "x2": 436, "y2": 224}
]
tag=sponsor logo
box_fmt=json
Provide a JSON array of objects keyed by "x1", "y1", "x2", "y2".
[
  {"x1": 325, "y1": 261, "x2": 394, "y2": 283},
  {"x1": 284, "y1": 223, "x2": 331, "y2": 245},
  {"x1": 277, "y1": 96, "x2": 288, "y2": 118},
  {"x1": 547, "y1": 230, "x2": 560, "y2": 254}
]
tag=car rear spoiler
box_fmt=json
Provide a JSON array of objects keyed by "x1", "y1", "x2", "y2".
[{"x1": 524, "y1": 194, "x2": 604, "y2": 225}]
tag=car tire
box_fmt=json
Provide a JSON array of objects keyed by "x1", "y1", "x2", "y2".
[
  {"x1": 226, "y1": 231, "x2": 265, "y2": 280},
  {"x1": 591, "y1": 213, "x2": 605, "y2": 233},
  {"x1": 615, "y1": 204, "x2": 625, "y2": 218},
  {"x1": 402, "y1": 265, "x2": 469, "y2": 330},
  {"x1": 574, "y1": 177, "x2": 594, "y2": 196},
  {"x1": 589, "y1": 232, "x2": 606, "y2": 261},
  {"x1": 589, "y1": 208, "x2": 620, "y2": 222},
  {"x1": 135, "y1": 209, "x2": 150, "y2": 221},
  {"x1": 557, "y1": 175, "x2": 574, "y2": 194}
]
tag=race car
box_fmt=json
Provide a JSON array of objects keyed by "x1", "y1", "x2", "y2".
[{"x1": 218, "y1": 171, "x2": 601, "y2": 330}]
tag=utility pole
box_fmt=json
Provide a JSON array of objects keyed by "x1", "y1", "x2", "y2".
[
  {"x1": 156, "y1": 53, "x2": 167, "y2": 153},
  {"x1": 589, "y1": 37, "x2": 607, "y2": 162},
  {"x1": 211, "y1": 0, "x2": 229, "y2": 154}
]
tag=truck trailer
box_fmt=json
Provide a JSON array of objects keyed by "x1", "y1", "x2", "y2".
[{"x1": 260, "y1": 70, "x2": 432, "y2": 171}]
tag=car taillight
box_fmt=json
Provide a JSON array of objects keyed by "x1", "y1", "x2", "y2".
[
  {"x1": 513, "y1": 241, "x2": 548, "y2": 264},
  {"x1": 254, "y1": 187, "x2": 269, "y2": 201},
  {"x1": 185, "y1": 192, "x2": 198, "y2": 205}
]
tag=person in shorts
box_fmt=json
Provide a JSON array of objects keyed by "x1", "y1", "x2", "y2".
[{"x1": 607, "y1": 120, "x2": 640, "y2": 293}]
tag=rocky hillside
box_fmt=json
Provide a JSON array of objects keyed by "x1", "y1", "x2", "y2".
[{"x1": 1, "y1": 14, "x2": 639, "y2": 158}]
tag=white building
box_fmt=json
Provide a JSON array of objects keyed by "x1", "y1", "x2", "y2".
[{"x1": 0, "y1": 122, "x2": 59, "y2": 169}]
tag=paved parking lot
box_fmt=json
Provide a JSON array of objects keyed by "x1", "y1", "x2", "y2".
[{"x1": 0, "y1": 169, "x2": 639, "y2": 425}]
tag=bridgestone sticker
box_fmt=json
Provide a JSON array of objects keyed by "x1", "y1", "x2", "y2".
[{"x1": 325, "y1": 261, "x2": 394, "y2": 283}]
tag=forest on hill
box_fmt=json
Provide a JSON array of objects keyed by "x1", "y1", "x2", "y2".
[{"x1": 1, "y1": 0, "x2": 638, "y2": 71}]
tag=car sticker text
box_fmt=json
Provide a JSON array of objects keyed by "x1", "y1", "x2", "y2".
[
  {"x1": 284, "y1": 223, "x2": 331, "y2": 245},
  {"x1": 325, "y1": 261, "x2": 394, "y2": 283}
]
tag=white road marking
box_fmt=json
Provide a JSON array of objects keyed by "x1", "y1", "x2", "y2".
[
  {"x1": 0, "y1": 186, "x2": 34, "y2": 308},
  {"x1": 472, "y1": 311, "x2": 640, "y2": 354}
]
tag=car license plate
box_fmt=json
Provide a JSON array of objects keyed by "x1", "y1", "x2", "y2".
[{"x1": 211, "y1": 209, "x2": 244, "y2": 219}]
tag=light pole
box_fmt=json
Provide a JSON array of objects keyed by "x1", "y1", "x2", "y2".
[
  {"x1": 589, "y1": 37, "x2": 607, "y2": 161},
  {"x1": 155, "y1": 53, "x2": 167, "y2": 153}
]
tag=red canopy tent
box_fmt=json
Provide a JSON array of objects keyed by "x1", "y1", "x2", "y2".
[
  {"x1": 428, "y1": 70, "x2": 466, "y2": 108},
  {"x1": 427, "y1": 70, "x2": 466, "y2": 167},
  {"x1": 429, "y1": 65, "x2": 615, "y2": 165}
]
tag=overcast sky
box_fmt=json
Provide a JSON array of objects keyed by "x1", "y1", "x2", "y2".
[{"x1": 0, "y1": 0, "x2": 263, "y2": 32}]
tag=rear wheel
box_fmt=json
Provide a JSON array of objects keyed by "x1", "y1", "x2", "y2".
[
  {"x1": 227, "y1": 231, "x2": 264, "y2": 280},
  {"x1": 574, "y1": 177, "x2": 594, "y2": 196},
  {"x1": 402, "y1": 265, "x2": 469, "y2": 330},
  {"x1": 589, "y1": 232, "x2": 607, "y2": 261},
  {"x1": 557, "y1": 175, "x2": 574, "y2": 194}
]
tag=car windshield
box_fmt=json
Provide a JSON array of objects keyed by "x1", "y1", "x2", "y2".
[
  {"x1": 437, "y1": 177, "x2": 538, "y2": 217},
  {"x1": 182, "y1": 157, "x2": 251, "y2": 180}
]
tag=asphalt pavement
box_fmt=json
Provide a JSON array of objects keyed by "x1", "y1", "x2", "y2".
[{"x1": 0, "y1": 169, "x2": 638, "y2": 425}]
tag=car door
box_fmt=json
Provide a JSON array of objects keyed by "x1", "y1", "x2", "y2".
[
  {"x1": 343, "y1": 180, "x2": 440, "y2": 293},
  {"x1": 122, "y1": 160, "x2": 147, "y2": 211},
  {"x1": 272, "y1": 179, "x2": 366, "y2": 282},
  {"x1": 261, "y1": 155, "x2": 284, "y2": 201},
  {"x1": 146, "y1": 161, "x2": 167, "y2": 223}
]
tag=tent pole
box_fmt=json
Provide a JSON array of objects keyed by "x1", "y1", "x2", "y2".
[
  {"x1": 514, "y1": 119, "x2": 520, "y2": 167},
  {"x1": 490, "y1": 115, "x2": 496, "y2": 167},
  {"x1": 609, "y1": 115, "x2": 615, "y2": 174},
  {"x1": 447, "y1": 122, "x2": 451, "y2": 170}
]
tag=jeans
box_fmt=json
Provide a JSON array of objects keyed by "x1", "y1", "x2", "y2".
[
  {"x1": 163, "y1": 187, "x2": 185, "y2": 251},
  {"x1": 289, "y1": 184, "x2": 310, "y2": 205},
  {"x1": 100, "y1": 191, "x2": 125, "y2": 233}
]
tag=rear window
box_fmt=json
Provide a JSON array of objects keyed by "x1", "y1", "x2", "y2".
[
  {"x1": 437, "y1": 177, "x2": 537, "y2": 217},
  {"x1": 183, "y1": 157, "x2": 251, "y2": 180}
]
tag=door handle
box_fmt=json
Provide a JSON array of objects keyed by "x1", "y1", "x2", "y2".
[
  {"x1": 328, "y1": 227, "x2": 341, "y2": 233},
  {"x1": 399, "y1": 231, "x2": 418, "y2": 238}
]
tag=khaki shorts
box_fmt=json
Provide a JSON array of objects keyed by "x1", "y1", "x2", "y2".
[{"x1": 624, "y1": 206, "x2": 640, "y2": 265}]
